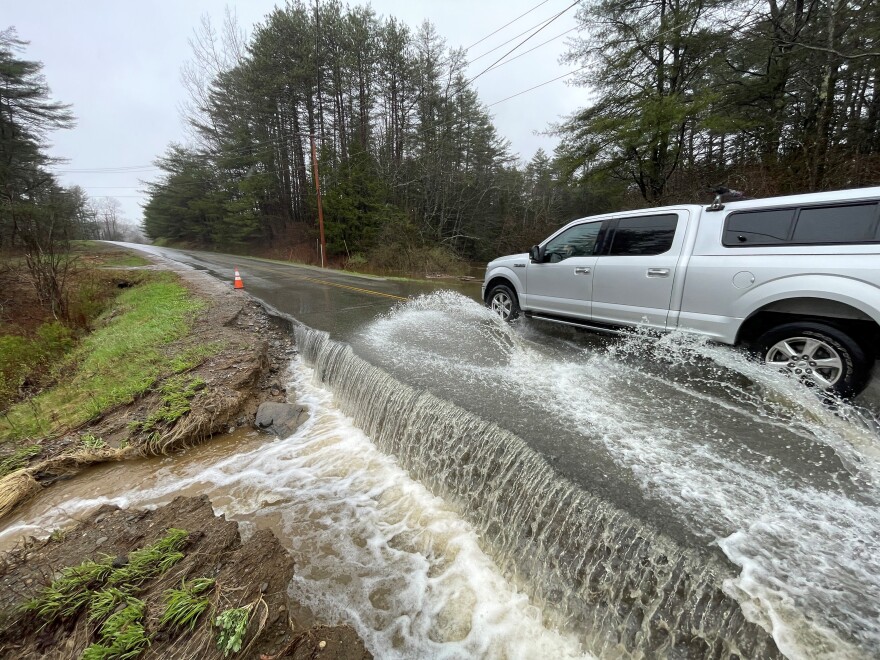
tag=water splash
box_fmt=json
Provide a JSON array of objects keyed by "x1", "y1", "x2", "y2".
[
  {"x1": 347, "y1": 291, "x2": 880, "y2": 659},
  {"x1": 298, "y1": 314, "x2": 782, "y2": 658}
]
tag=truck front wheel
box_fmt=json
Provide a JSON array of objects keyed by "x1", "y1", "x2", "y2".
[
  {"x1": 756, "y1": 322, "x2": 872, "y2": 397},
  {"x1": 487, "y1": 284, "x2": 520, "y2": 322}
]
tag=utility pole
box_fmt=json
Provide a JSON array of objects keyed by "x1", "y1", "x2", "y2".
[{"x1": 309, "y1": 134, "x2": 326, "y2": 268}]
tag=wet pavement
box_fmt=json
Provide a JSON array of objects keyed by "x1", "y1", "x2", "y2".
[{"x1": 117, "y1": 243, "x2": 482, "y2": 337}]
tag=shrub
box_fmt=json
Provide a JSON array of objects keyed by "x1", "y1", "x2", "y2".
[{"x1": 215, "y1": 606, "x2": 251, "y2": 657}]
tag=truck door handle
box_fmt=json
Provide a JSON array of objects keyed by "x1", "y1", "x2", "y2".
[
  {"x1": 574, "y1": 267, "x2": 591, "y2": 275},
  {"x1": 647, "y1": 268, "x2": 670, "y2": 277}
]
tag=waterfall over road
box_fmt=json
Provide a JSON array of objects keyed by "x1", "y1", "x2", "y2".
[{"x1": 323, "y1": 292, "x2": 880, "y2": 659}]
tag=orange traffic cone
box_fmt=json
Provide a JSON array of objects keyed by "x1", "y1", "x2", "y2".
[{"x1": 233, "y1": 267, "x2": 244, "y2": 289}]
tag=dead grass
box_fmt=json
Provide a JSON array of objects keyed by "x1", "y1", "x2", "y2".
[{"x1": 0, "y1": 471, "x2": 41, "y2": 520}]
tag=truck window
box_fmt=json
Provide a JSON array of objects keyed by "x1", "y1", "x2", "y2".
[
  {"x1": 607, "y1": 214, "x2": 677, "y2": 256},
  {"x1": 723, "y1": 209, "x2": 795, "y2": 246},
  {"x1": 542, "y1": 221, "x2": 604, "y2": 262},
  {"x1": 792, "y1": 203, "x2": 878, "y2": 244},
  {"x1": 724, "y1": 202, "x2": 880, "y2": 246}
]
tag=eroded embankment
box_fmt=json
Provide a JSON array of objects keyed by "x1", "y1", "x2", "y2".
[
  {"x1": 296, "y1": 325, "x2": 782, "y2": 659},
  {"x1": 0, "y1": 495, "x2": 371, "y2": 659},
  {"x1": 0, "y1": 256, "x2": 295, "y2": 521}
]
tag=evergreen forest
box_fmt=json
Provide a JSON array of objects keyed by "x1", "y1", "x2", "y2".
[{"x1": 5, "y1": 0, "x2": 880, "y2": 275}]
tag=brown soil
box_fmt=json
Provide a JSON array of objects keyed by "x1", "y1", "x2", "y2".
[{"x1": 0, "y1": 495, "x2": 371, "y2": 659}]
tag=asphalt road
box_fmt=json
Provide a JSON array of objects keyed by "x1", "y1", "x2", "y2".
[
  {"x1": 111, "y1": 243, "x2": 880, "y2": 656},
  {"x1": 120, "y1": 243, "x2": 482, "y2": 338}
]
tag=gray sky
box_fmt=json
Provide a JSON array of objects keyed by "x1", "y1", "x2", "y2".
[{"x1": 6, "y1": 1, "x2": 584, "y2": 224}]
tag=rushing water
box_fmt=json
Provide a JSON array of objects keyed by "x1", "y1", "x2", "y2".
[
  {"x1": 341, "y1": 292, "x2": 880, "y2": 659},
  {"x1": 2, "y1": 291, "x2": 879, "y2": 658},
  {"x1": 0, "y1": 359, "x2": 587, "y2": 659}
]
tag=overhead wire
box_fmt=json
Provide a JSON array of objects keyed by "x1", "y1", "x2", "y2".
[
  {"x1": 468, "y1": 0, "x2": 580, "y2": 84},
  {"x1": 464, "y1": 0, "x2": 552, "y2": 51},
  {"x1": 477, "y1": 25, "x2": 578, "y2": 77}
]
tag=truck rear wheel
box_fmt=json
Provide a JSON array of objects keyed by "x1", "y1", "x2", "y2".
[{"x1": 756, "y1": 321, "x2": 871, "y2": 397}]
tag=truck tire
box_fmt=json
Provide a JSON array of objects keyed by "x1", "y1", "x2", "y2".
[
  {"x1": 487, "y1": 284, "x2": 520, "y2": 321},
  {"x1": 756, "y1": 321, "x2": 872, "y2": 397}
]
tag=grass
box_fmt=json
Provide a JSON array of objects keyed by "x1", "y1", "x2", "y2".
[
  {"x1": 81, "y1": 433, "x2": 107, "y2": 450},
  {"x1": 107, "y1": 528, "x2": 188, "y2": 590},
  {"x1": 0, "y1": 322, "x2": 75, "y2": 407},
  {"x1": 88, "y1": 587, "x2": 131, "y2": 622},
  {"x1": 24, "y1": 528, "x2": 189, "y2": 627},
  {"x1": 159, "y1": 577, "x2": 215, "y2": 631},
  {"x1": 130, "y1": 375, "x2": 205, "y2": 438},
  {"x1": 82, "y1": 597, "x2": 150, "y2": 660},
  {"x1": 22, "y1": 556, "x2": 116, "y2": 623},
  {"x1": 70, "y1": 241, "x2": 151, "y2": 268},
  {"x1": 0, "y1": 273, "x2": 205, "y2": 441},
  {"x1": 0, "y1": 444, "x2": 41, "y2": 477}
]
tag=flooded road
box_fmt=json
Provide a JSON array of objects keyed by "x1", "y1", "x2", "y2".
[{"x1": 5, "y1": 244, "x2": 879, "y2": 658}]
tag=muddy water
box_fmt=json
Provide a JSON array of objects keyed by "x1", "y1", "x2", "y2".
[
  {"x1": 0, "y1": 359, "x2": 588, "y2": 659},
  {"x1": 2, "y1": 292, "x2": 879, "y2": 659}
]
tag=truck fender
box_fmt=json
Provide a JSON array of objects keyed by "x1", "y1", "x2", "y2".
[
  {"x1": 734, "y1": 274, "x2": 880, "y2": 327},
  {"x1": 483, "y1": 266, "x2": 525, "y2": 301}
]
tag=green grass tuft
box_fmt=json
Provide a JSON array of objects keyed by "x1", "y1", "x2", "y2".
[
  {"x1": 159, "y1": 577, "x2": 215, "y2": 631},
  {"x1": 107, "y1": 528, "x2": 188, "y2": 589},
  {"x1": 82, "y1": 597, "x2": 150, "y2": 660},
  {"x1": 81, "y1": 433, "x2": 107, "y2": 450},
  {"x1": 22, "y1": 556, "x2": 115, "y2": 623},
  {"x1": 130, "y1": 375, "x2": 205, "y2": 438},
  {"x1": 88, "y1": 587, "x2": 130, "y2": 622}
]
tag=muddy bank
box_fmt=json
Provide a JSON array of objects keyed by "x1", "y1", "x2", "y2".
[
  {"x1": 0, "y1": 495, "x2": 371, "y2": 659},
  {"x1": 1, "y1": 252, "x2": 299, "y2": 520}
]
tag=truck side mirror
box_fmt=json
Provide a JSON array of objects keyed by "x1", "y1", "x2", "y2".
[{"x1": 529, "y1": 245, "x2": 544, "y2": 262}]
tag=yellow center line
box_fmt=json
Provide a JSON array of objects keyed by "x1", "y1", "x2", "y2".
[
  {"x1": 298, "y1": 275, "x2": 408, "y2": 301},
  {"x1": 243, "y1": 262, "x2": 409, "y2": 301}
]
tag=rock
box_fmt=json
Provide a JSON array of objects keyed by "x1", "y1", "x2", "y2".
[
  {"x1": 95, "y1": 536, "x2": 108, "y2": 546},
  {"x1": 255, "y1": 402, "x2": 308, "y2": 438}
]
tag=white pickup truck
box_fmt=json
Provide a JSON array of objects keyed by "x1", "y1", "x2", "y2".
[{"x1": 483, "y1": 186, "x2": 880, "y2": 396}]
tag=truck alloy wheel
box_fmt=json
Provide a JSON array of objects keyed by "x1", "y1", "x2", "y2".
[
  {"x1": 757, "y1": 322, "x2": 871, "y2": 397},
  {"x1": 488, "y1": 284, "x2": 520, "y2": 321}
]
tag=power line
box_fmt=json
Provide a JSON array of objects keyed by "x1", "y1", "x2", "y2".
[
  {"x1": 464, "y1": 0, "x2": 552, "y2": 51},
  {"x1": 487, "y1": 65, "x2": 587, "y2": 107},
  {"x1": 467, "y1": 2, "x2": 576, "y2": 66},
  {"x1": 469, "y1": 0, "x2": 580, "y2": 84},
  {"x1": 479, "y1": 26, "x2": 578, "y2": 77}
]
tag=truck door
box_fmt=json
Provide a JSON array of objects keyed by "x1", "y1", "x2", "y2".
[
  {"x1": 590, "y1": 212, "x2": 689, "y2": 329},
  {"x1": 525, "y1": 219, "x2": 606, "y2": 319}
]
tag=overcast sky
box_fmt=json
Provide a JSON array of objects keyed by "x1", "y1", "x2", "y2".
[{"x1": 6, "y1": 0, "x2": 584, "y2": 224}]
